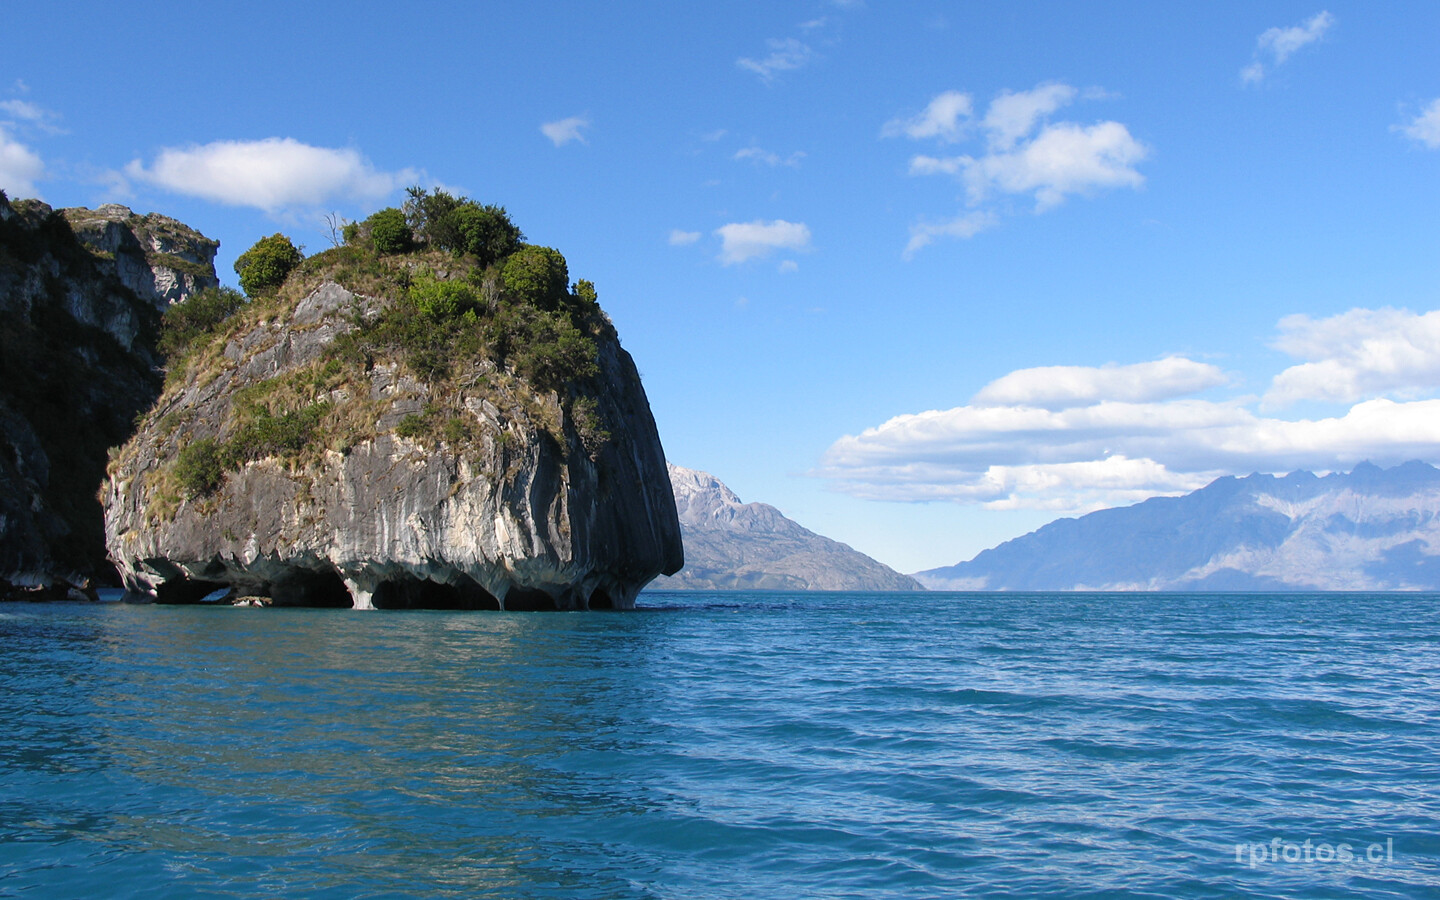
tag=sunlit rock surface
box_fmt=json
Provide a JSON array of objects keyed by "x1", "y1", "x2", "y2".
[{"x1": 105, "y1": 281, "x2": 682, "y2": 609}]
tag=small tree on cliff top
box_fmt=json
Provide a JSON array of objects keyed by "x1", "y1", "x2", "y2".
[
  {"x1": 402, "y1": 187, "x2": 524, "y2": 265},
  {"x1": 234, "y1": 233, "x2": 302, "y2": 296},
  {"x1": 501, "y1": 245, "x2": 569, "y2": 311}
]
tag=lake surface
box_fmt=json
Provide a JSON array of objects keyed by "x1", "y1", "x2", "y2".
[{"x1": 2, "y1": 591, "x2": 1438, "y2": 898}]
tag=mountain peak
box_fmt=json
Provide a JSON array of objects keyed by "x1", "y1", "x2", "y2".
[
  {"x1": 654, "y1": 464, "x2": 922, "y2": 591},
  {"x1": 916, "y1": 461, "x2": 1440, "y2": 591}
]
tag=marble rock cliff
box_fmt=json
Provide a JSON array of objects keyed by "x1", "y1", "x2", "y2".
[
  {"x1": 0, "y1": 193, "x2": 218, "y2": 596},
  {"x1": 103, "y1": 269, "x2": 682, "y2": 610}
]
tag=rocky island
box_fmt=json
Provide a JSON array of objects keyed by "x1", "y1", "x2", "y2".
[
  {"x1": 0, "y1": 192, "x2": 218, "y2": 599},
  {"x1": 103, "y1": 191, "x2": 681, "y2": 609}
]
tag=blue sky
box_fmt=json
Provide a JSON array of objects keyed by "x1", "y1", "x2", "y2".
[{"x1": 5, "y1": 2, "x2": 1440, "y2": 573}]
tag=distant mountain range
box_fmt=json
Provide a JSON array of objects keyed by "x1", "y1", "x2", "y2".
[
  {"x1": 650, "y1": 464, "x2": 922, "y2": 591},
  {"x1": 915, "y1": 461, "x2": 1440, "y2": 591}
]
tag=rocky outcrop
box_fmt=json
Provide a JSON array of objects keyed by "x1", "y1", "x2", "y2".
[
  {"x1": 104, "y1": 273, "x2": 682, "y2": 610},
  {"x1": 650, "y1": 463, "x2": 923, "y2": 591},
  {"x1": 62, "y1": 204, "x2": 219, "y2": 313},
  {"x1": 915, "y1": 461, "x2": 1440, "y2": 591},
  {"x1": 0, "y1": 193, "x2": 219, "y2": 598}
]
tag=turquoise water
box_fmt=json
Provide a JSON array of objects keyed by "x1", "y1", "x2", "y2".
[{"x1": 2, "y1": 592, "x2": 1438, "y2": 898}]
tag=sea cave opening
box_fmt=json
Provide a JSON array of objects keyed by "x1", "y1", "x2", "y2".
[{"x1": 371, "y1": 573, "x2": 501, "y2": 610}]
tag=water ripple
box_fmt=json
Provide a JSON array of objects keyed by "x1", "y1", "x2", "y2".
[{"x1": 1, "y1": 593, "x2": 1438, "y2": 897}]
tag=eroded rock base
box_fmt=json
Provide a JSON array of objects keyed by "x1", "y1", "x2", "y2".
[{"x1": 129, "y1": 558, "x2": 636, "y2": 611}]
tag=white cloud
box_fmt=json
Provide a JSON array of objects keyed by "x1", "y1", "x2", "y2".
[
  {"x1": 908, "y1": 155, "x2": 964, "y2": 176},
  {"x1": 0, "y1": 126, "x2": 44, "y2": 197},
  {"x1": 893, "y1": 83, "x2": 1148, "y2": 255},
  {"x1": 961, "y1": 120, "x2": 1149, "y2": 211},
  {"x1": 975, "y1": 358, "x2": 1230, "y2": 409},
  {"x1": 540, "y1": 116, "x2": 589, "y2": 147},
  {"x1": 821, "y1": 396, "x2": 1440, "y2": 511},
  {"x1": 668, "y1": 229, "x2": 701, "y2": 246},
  {"x1": 778, "y1": 259, "x2": 799, "y2": 273},
  {"x1": 1397, "y1": 98, "x2": 1440, "y2": 149},
  {"x1": 0, "y1": 97, "x2": 64, "y2": 135},
  {"x1": 733, "y1": 146, "x2": 805, "y2": 167},
  {"x1": 1259, "y1": 10, "x2": 1334, "y2": 63},
  {"x1": 0, "y1": 100, "x2": 45, "y2": 123},
  {"x1": 981, "y1": 83, "x2": 1077, "y2": 150},
  {"x1": 1265, "y1": 308, "x2": 1440, "y2": 408},
  {"x1": 125, "y1": 138, "x2": 415, "y2": 213},
  {"x1": 1242, "y1": 11, "x2": 1333, "y2": 84},
  {"x1": 882, "y1": 90, "x2": 973, "y2": 142},
  {"x1": 902, "y1": 211, "x2": 997, "y2": 259},
  {"x1": 819, "y1": 308, "x2": 1440, "y2": 511},
  {"x1": 737, "y1": 38, "x2": 816, "y2": 82},
  {"x1": 714, "y1": 219, "x2": 812, "y2": 264}
]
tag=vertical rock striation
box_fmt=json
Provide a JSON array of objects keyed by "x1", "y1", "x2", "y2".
[{"x1": 104, "y1": 268, "x2": 682, "y2": 609}]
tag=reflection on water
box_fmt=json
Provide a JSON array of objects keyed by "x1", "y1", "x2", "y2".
[
  {"x1": 2, "y1": 594, "x2": 1440, "y2": 898},
  {"x1": 3, "y1": 605, "x2": 668, "y2": 897}
]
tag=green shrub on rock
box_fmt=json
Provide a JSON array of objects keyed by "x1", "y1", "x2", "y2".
[
  {"x1": 234, "y1": 233, "x2": 302, "y2": 297},
  {"x1": 402, "y1": 187, "x2": 524, "y2": 264},
  {"x1": 158, "y1": 286, "x2": 245, "y2": 360},
  {"x1": 409, "y1": 273, "x2": 482, "y2": 321},
  {"x1": 501, "y1": 246, "x2": 569, "y2": 311},
  {"x1": 449, "y1": 203, "x2": 523, "y2": 266},
  {"x1": 365, "y1": 207, "x2": 412, "y2": 254},
  {"x1": 175, "y1": 438, "x2": 224, "y2": 497}
]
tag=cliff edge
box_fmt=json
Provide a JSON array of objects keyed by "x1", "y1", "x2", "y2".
[{"x1": 0, "y1": 192, "x2": 218, "y2": 597}]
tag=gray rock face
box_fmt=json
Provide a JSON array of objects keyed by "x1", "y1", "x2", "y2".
[
  {"x1": 0, "y1": 193, "x2": 219, "y2": 596},
  {"x1": 650, "y1": 464, "x2": 922, "y2": 591},
  {"x1": 62, "y1": 204, "x2": 220, "y2": 313},
  {"x1": 104, "y1": 281, "x2": 682, "y2": 610},
  {"x1": 915, "y1": 461, "x2": 1440, "y2": 591}
]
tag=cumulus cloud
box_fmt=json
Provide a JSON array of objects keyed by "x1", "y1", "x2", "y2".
[
  {"x1": 1397, "y1": 98, "x2": 1440, "y2": 149},
  {"x1": 818, "y1": 309, "x2": 1440, "y2": 512},
  {"x1": 975, "y1": 358, "x2": 1230, "y2": 409},
  {"x1": 668, "y1": 229, "x2": 701, "y2": 246},
  {"x1": 0, "y1": 126, "x2": 44, "y2": 197},
  {"x1": 714, "y1": 219, "x2": 812, "y2": 264},
  {"x1": 821, "y1": 396, "x2": 1440, "y2": 511},
  {"x1": 125, "y1": 138, "x2": 416, "y2": 213},
  {"x1": 1242, "y1": 11, "x2": 1333, "y2": 84},
  {"x1": 961, "y1": 120, "x2": 1148, "y2": 211},
  {"x1": 890, "y1": 83, "x2": 1147, "y2": 254},
  {"x1": 1265, "y1": 308, "x2": 1440, "y2": 408},
  {"x1": 982, "y1": 83, "x2": 1077, "y2": 150},
  {"x1": 541, "y1": 116, "x2": 589, "y2": 147},
  {"x1": 737, "y1": 38, "x2": 816, "y2": 82},
  {"x1": 882, "y1": 90, "x2": 973, "y2": 142}
]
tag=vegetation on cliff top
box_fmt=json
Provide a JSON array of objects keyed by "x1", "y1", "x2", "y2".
[{"x1": 152, "y1": 189, "x2": 613, "y2": 501}]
